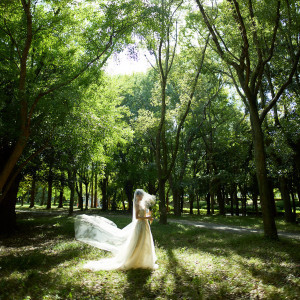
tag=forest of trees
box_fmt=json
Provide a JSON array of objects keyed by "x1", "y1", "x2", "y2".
[{"x1": 0, "y1": 0, "x2": 299, "y2": 240}]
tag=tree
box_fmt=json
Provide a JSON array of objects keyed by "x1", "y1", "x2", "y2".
[
  {"x1": 194, "y1": 0, "x2": 300, "y2": 239},
  {"x1": 0, "y1": 0, "x2": 144, "y2": 233},
  {"x1": 139, "y1": 0, "x2": 211, "y2": 223}
]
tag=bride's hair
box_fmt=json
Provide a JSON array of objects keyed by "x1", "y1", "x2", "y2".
[
  {"x1": 133, "y1": 189, "x2": 156, "y2": 208},
  {"x1": 134, "y1": 189, "x2": 144, "y2": 199}
]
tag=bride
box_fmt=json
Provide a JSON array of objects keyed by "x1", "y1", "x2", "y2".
[{"x1": 74, "y1": 189, "x2": 158, "y2": 270}]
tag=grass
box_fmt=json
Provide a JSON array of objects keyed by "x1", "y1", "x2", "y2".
[
  {"x1": 169, "y1": 212, "x2": 300, "y2": 234},
  {"x1": 1, "y1": 211, "x2": 299, "y2": 299}
]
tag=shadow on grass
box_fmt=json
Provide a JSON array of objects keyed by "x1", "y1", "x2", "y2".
[
  {"x1": 1, "y1": 213, "x2": 299, "y2": 299},
  {"x1": 123, "y1": 269, "x2": 154, "y2": 299},
  {"x1": 152, "y1": 222, "x2": 300, "y2": 297}
]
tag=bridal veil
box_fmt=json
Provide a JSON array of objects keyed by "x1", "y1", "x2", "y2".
[{"x1": 74, "y1": 189, "x2": 157, "y2": 270}]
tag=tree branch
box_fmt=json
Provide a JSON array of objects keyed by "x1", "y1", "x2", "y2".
[
  {"x1": 165, "y1": 35, "x2": 209, "y2": 181},
  {"x1": 259, "y1": 47, "x2": 300, "y2": 123},
  {"x1": 27, "y1": 36, "x2": 114, "y2": 128},
  {"x1": 229, "y1": 0, "x2": 251, "y2": 87}
]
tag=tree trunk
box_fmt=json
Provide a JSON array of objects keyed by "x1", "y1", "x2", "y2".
[
  {"x1": 233, "y1": 187, "x2": 239, "y2": 216},
  {"x1": 101, "y1": 176, "x2": 108, "y2": 211},
  {"x1": 291, "y1": 191, "x2": 296, "y2": 216},
  {"x1": 242, "y1": 191, "x2": 247, "y2": 217},
  {"x1": 41, "y1": 186, "x2": 45, "y2": 205},
  {"x1": 269, "y1": 179, "x2": 277, "y2": 217},
  {"x1": 46, "y1": 173, "x2": 53, "y2": 210},
  {"x1": 90, "y1": 177, "x2": 94, "y2": 209},
  {"x1": 252, "y1": 191, "x2": 259, "y2": 216},
  {"x1": 76, "y1": 180, "x2": 84, "y2": 211},
  {"x1": 279, "y1": 176, "x2": 295, "y2": 223},
  {"x1": 147, "y1": 181, "x2": 156, "y2": 195},
  {"x1": 94, "y1": 164, "x2": 98, "y2": 208},
  {"x1": 68, "y1": 169, "x2": 76, "y2": 215},
  {"x1": 158, "y1": 179, "x2": 167, "y2": 224},
  {"x1": 169, "y1": 176, "x2": 181, "y2": 216},
  {"x1": 0, "y1": 175, "x2": 21, "y2": 235},
  {"x1": 189, "y1": 192, "x2": 194, "y2": 215},
  {"x1": 250, "y1": 105, "x2": 278, "y2": 239},
  {"x1": 180, "y1": 187, "x2": 184, "y2": 213},
  {"x1": 57, "y1": 174, "x2": 64, "y2": 208},
  {"x1": 206, "y1": 192, "x2": 211, "y2": 215},
  {"x1": 0, "y1": 1, "x2": 33, "y2": 196},
  {"x1": 210, "y1": 193, "x2": 215, "y2": 214},
  {"x1": 293, "y1": 167, "x2": 300, "y2": 208},
  {"x1": 29, "y1": 175, "x2": 36, "y2": 208},
  {"x1": 111, "y1": 192, "x2": 117, "y2": 211},
  {"x1": 58, "y1": 189, "x2": 63, "y2": 208},
  {"x1": 217, "y1": 187, "x2": 225, "y2": 215},
  {"x1": 124, "y1": 180, "x2": 133, "y2": 213},
  {"x1": 121, "y1": 190, "x2": 126, "y2": 211},
  {"x1": 85, "y1": 182, "x2": 89, "y2": 210},
  {"x1": 230, "y1": 191, "x2": 234, "y2": 216},
  {"x1": 197, "y1": 194, "x2": 200, "y2": 215}
]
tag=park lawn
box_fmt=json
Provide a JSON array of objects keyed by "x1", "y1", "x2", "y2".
[
  {"x1": 169, "y1": 211, "x2": 300, "y2": 234},
  {"x1": 0, "y1": 212, "x2": 299, "y2": 300},
  {"x1": 15, "y1": 205, "x2": 300, "y2": 233}
]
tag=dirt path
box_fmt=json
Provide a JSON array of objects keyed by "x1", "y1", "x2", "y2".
[{"x1": 169, "y1": 219, "x2": 300, "y2": 240}]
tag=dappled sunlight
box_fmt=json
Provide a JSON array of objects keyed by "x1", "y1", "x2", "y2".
[{"x1": 1, "y1": 214, "x2": 299, "y2": 299}]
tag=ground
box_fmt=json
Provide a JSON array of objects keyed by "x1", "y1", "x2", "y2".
[{"x1": 0, "y1": 209, "x2": 299, "y2": 299}]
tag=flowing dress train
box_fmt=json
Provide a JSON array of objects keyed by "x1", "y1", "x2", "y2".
[{"x1": 74, "y1": 191, "x2": 157, "y2": 270}]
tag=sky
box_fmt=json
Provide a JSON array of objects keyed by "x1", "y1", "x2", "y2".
[{"x1": 105, "y1": 48, "x2": 154, "y2": 75}]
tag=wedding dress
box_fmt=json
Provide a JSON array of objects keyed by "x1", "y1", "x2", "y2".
[{"x1": 74, "y1": 189, "x2": 157, "y2": 270}]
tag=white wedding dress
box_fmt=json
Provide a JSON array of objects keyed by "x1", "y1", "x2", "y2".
[{"x1": 74, "y1": 189, "x2": 157, "y2": 270}]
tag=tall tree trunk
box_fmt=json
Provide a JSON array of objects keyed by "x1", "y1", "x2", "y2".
[
  {"x1": 111, "y1": 192, "x2": 117, "y2": 211},
  {"x1": 121, "y1": 190, "x2": 126, "y2": 211},
  {"x1": 242, "y1": 191, "x2": 247, "y2": 217},
  {"x1": 124, "y1": 180, "x2": 133, "y2": 213},
  {"x1": 0, "y1": 175, "x2": 21, "y2": 235},
  {"x1": 101, "y1": 176, "x2": 108, "y2": 211},
  {"x1": 206, "y1": 192, "x2": 211, "y2": 215},
  {"x1": 76, "y1": 180, "x2": 84, "y2": 211},
  {"x1": 0, "y1": 1, "x2": 32, "y2": 196},
  {"x1": 29, "y1": 174, "x2": 36, "y2": 208},
  {"x1": 210, "y1": 193, "x2": 215, "y2": 214},
  {"x1": 57, "y1": 173, "x2": 64, "y2": 208},
  {"x1": 85, "y1": 182, "x2": 89, "y2": 210},
  {"x1": 91, "y1": 177, "x2": 94, "y2": 208},
  {"x1": 217, "y1": 187, "x2": 225, "y2": 215},
  {"x1": 180, "y1": 187, "x2": 184, "y2": 213},
  {"x1": 189, "y1": 192, "x2": 194, "y2": 215},
  {"x1": 250, "y1": 105, "x2": 278, "y2": 238},
  {"x1": 279, "y1": 176, "x2": 295, "y2": 223},
  {"x1": 230, "y1": 191, "x2": 234, "y2": 216},
  {"x1": 158, "y1": 179, "x2": 167, "y2": 224},
  {"x1": 196, "y1": 194, "x2": 200, "y2": 215},
  {"x1": 290, "y1": 190, "x2": 296, "y2": 216},
  {"x1": 58, "y1": 190, "x2": 63, "y2": 208},
  {"x1": 269, "y1": 179, "x2": 277, "y2": 217},
  {"x1": 169, "y1": 176, "x2": 181, "y2": 216},
  {"x1": 94, "y1": 171, "x2": 98, "y2": 208},
  {"x1": 46, "y1": 171, "x2": 53, "y2": 210},
  {"x1": 252, "y1": 191, "x2": 259, "y2": 216},
  {"x1": 68, "y1": 169, "x2": 76, "y2": 215},
  {"x1": 233, "y1": 186, "x2": 239, "y2": 216},
  {"x1": 147, "y1": 181, "x2": 156, "y2": 195},
  {"x1": 41, "y1": 186, "x2": 45, "y2": 205}
]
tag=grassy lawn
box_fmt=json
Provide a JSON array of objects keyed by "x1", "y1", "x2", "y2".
[{"x1": 1, "y1": 211, "x2": 299, "y2": 299}]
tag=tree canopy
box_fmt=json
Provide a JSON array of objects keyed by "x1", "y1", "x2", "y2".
[{"x1": 0, "y1": 0, "x2": 299, "y2": 239}]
